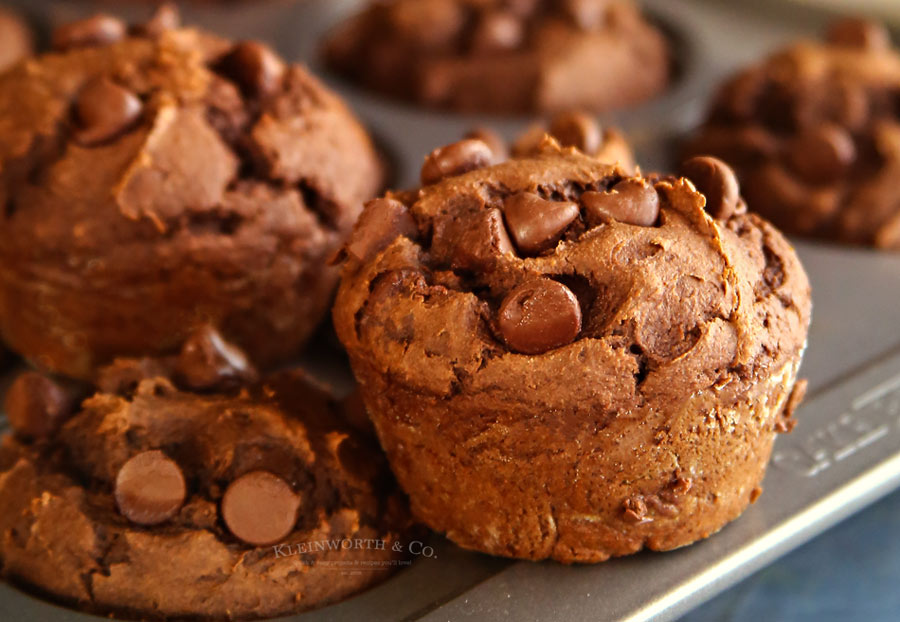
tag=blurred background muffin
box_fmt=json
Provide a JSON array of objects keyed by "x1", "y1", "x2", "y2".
[{"x1": 0, "y1": 6, "x2": 33, "y2": 72}]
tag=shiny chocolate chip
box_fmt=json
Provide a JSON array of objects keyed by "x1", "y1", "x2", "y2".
[
  {"x1": 465, "y1": 127, "x2": 509, "y2": 163},
  {"x1": 498, "y1": 279, "x2": 582, "y2": 354},
  {"x1": 176, "y1": 325, "x2": 258, "y2": 391},
  {"x1": 52, "y1": 15, "x2": 126, "y2": 51},
  {"x1": 115, "y1": 450, "x2": 187, "y2": 526},
  {"x1": 346, "y1": 198, "x2": 418, "y2": 263},
  {"x1": 222, "y1": 471, "x2": 300, "y2": 546},
  {"x1": 74, "y1": 77, "x2": 143, "y2": 146},
  {"x1": 421, "y1": 139, "x2": 494, "y2": 185},
  {"x1": 826, "y1": 18, "x2": 890, "y2": 51},
  {"x1": 582, "y1": 178, "x2": 660, "y2": 227},
  {"x1": 548, "y1": 111, "x2": 602, "y2": 154},
  {"x1": 679, "y1": 156, "x2": 742, "y2": 220},
  {"x1": 503, "y1": 192, "x2": 579, "y2": 255},
  {"x1": 471, "y1": 10, "x2": 524, "y2": 54},
  {"x1": 4, "y1": 372, "x2": 73, "y2": 439},
  {"x1": 220, "y1": 41, "x2": 286, "y2": 97},
  {"x1": 786, "y1": 123, "x2": 856, "y2": 184}
]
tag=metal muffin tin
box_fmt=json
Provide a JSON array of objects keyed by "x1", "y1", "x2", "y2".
[{"x1": 2, "y1": 0, "x2": 900, "y2": 620}]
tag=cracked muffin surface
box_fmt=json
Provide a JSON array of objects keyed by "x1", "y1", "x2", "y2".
[
  {"x1": 686, "y1": 18, "x2": 900, "y2": 249},
  {"x1": 323, "y1": 0, "x2": 670, "y2": 114},
  {"x1": 0, "y1": 9, "x2": 384, "y2": 378},
  {"x1": 333, "y1": 140, "x2": 811, "y2": 562},
  {"x1": 0, "y1": 330, "x2": 412, "y2": 620}
]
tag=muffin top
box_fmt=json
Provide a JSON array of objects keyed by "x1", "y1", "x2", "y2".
[
  {"x1": 0, "y1": 328, "x2": 410, "y2": 618},
  {"x1": 323, "y1": 0, "x2": 669, "y2": 113},
  {"x1": 0, "y1": 8, "x2": 383, "y2": 282},
  {"x1": 687, "y1": 18, "x2": 900, "y2": 248},
  {"x1": 0, "y1": 7, "x2": 32, "y2": 73},
  {"x1": 334, "y1": 142, "x2": 811, "y2": 411}
]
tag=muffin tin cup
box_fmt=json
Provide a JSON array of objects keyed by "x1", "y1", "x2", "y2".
[{"x1": 3, "y1": 0, "x2": 900, "y2": 621}]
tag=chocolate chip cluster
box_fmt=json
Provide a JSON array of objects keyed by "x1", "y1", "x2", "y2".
[{"x1": 687, "y1": 18, "x2": 900, "y2": 247}]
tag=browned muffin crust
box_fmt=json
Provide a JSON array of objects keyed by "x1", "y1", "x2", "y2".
[
  {"x1": 333, "y1": 141, "x2": 811, "y2": 563},
  {"x1": 0, "y1": 7, "x2": 32, "y2": 73},
  {"x1": 323, "y1": 0, "x2": 670, "y2": 114},
  {"x1": 0, "y1": 9, "x2": 384, "y2": 378},
  {"x1": 0, "y1": 332, "x2": 412, "y2": 620},
  {"x1": 686, "y1": 18, "x2": 900, "y2": 249}
]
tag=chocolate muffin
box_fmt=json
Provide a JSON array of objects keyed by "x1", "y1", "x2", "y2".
[
  {"x1": 0, "y1": 328, "x2": 412, "y2": 619},
  {"x1": 686, "y1": 18, "x2": 900, "y2": 248},
  {"x1": 0, "y1": 7, "x2": 32, "y2": 73},
  {"x1": 323, "y1": 0, "x2": 670, "y2": 114},
  {"x1": 333, "y1": 142, "x2": 811, "y2": 563},
  {"x1": 0, "y1": 8, "x2": 384, "y2": 379}
]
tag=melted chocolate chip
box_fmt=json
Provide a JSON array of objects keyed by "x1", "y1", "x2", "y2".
[
  {"x1": 498, "y1": 279, "x2": 582, "y2": 354},
  {"x1": 74, "y1": 77, "x2": 143, "y2": 147},
  {"x1": 220, "y1": 41, "x2": 286, "y2": 97},
  {"x1": 421, "y1": 139, "x2": 494, "y2": 185},
  {"x1": 826, "y1": 18, "x2": 890, "y2": 51},
  {"x1": 4, "y1": 372, "x2": 73, "y2": 439},
  {"x1": 175, "y1": 325, "x2": 258, "y2": 391},
  {"x1": 582, "y1": 178, "x2": 660, "y2": 227},
  {"x1": 471, "y1": 10, "x2": 524, "y2": 54},
  {"x1": 680, "y1": 156, "x2": 742, "y2": 220},
  {"x1": 221, "y1": 471, "x2": 300, "y2": 546},
  {"x1": 450, "y1": 208, "x2": 515, "y2": 270},
  {"x1": 548, "y1": 111, "x2": 602, "y2": 154},
  {"x1": 786, "y1": 123, "x2": 856, "y2": 184},
  {"x1": 115, "y1": 450, "x2": 186, "y2": 526},
  {"x1": 503, "y1": 192, "x2": 579, "y2": 255},
  {"x1": 346, "y1": 198, "x2": 418, "y2": 263},
  {"x1": 52, "y1": 15, "x2": 126, "y2": 51}
]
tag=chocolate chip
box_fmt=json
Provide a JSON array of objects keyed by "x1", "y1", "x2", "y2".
[
  {"x1": 471, "y1": 10, "x2": 524, "y2": 54},
  {"x1": 115, "y1": 450, "x2": 186, "y2": 526},
  {"x1": 346, "y1": 198, "x2": 418, "y2": 263},
  {"x1": 498, "y1": 279, "x2": 582, "y2": 354},
  {"x1": 503, "y1": 192, "x2": 579, "y2": 255},
  {"x1": 679, "y1": 156, "x2": 742, "y2": 220},
  {"x1": 4, "y1": 372, "x2": 73, "y2": 439},
  {"x1": 582, "y1": 178, "x2": 660, "y2": 227},
  {"x1": 74, "y1": 77, "x2": 143, "y2": 146},
  {"x1": 786, "y1": 123, "x2": 856, "y2": 184},
  {"x1": 222, "y1": 471, "x2": 300, "y2": 546},
  {"x1": 421, "y1": 139, "x2": 494, "y2": 185},
  {"x1": 548, "y1": 111, "x2": 602, "y2": 154},
  {"x1": 52, "y1": 15, "x2": 126, "y2": 51},
  {"x1": 826, "y1": 18, "x2": 890, "y2": 51},
  {"x1": 562, "y1": 0, "x2": 609, "y2": 30},
  {"x1": 465, "y1": 127, "x2": 509, "y2": 163},
  {"x1": 135, "y1": 3, "x2": 181, "y2": 37},
  {"x1": 220, "y1": 41, "x2": 286, "y2": 97},
  {"x1": 176, "y1": 325, "x2": 258, "y2": 391},
  {"x1": 450, "y1": 208, "x2": 515, "y2": 270}
]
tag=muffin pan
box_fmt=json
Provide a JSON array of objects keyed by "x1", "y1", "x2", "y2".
[{"x1": 2, "y1": 0, "x2": 900, "y2": 620}]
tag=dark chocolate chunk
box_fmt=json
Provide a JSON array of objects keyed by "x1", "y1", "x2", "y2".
[
  {"x1": 786, "y1": 123, "x2": 856, "y2": 184},
  {"x1": 582, "y1": 178, "x2": 660, "y2": 227},
  {"x1": 220, "y1": 41, "x2": 286, "y2": 97},
  {"x1": 498, "y1": 278, "x2": 582, "y2": 354},
  {"x1": 74, "y1": 77, "x2": 143, "y2": 146},
  {"x1": 4, "y1": 372, "x2": 73, "y2": 439},
  {"x1": 503, "y1": 192, "x2": 579, "y2": 254},
  {"x1": 115, "y1": 450, "x2": 187, "y2": 526},
  {"x1": 221, "y1": 471, "x2": 300, "y2": 546},
  {"x1": 421, "y1": 139, "x2": 494, "y2": 185},
  {"x1": 450, "y1": 208, "x2": 515, "y2": 270},
  {"x1": 52, "y1": 15, "x2": 126, "y2": 51},
  {"x1": 680, "y1": 156, "x2": 742, "y2": 220},
  {"x1": 175, "y1": 325, "x2": 258, "y2": 391},
  {"x1": 548, "y1": 111, "x2": 602, "y2": 154},
  {"x1": 346, "y1": 198, "x2": 418, "y2": 263}
]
